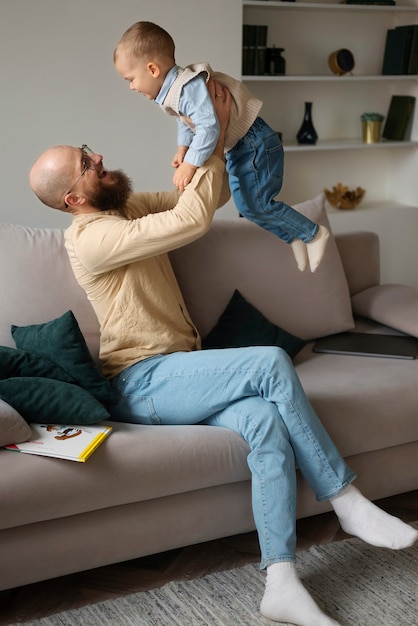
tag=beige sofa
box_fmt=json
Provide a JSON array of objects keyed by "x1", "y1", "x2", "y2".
[{"x1": 0, "y1": 193, "x2": 417, "y2": 592}]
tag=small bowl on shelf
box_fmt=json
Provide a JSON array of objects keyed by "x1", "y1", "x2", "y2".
[{"x1": 324, "y1": 183, "x2": 366, "y2": 210}]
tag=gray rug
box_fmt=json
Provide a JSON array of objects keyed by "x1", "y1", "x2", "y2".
[{"x1": 18, "y1": 525, "x2": 418, "y2": 626}]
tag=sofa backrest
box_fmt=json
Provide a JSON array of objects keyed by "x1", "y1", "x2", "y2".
[
  {"x1": 0, "y1": 223, "x2": 100, "y2": 357},
  {"x1": 0, "y1": 215, "x2": 380, "y2": 358}
]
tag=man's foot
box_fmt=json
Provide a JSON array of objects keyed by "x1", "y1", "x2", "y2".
[
  {"x1": 260, "y1": 562, "x2": 341, "y2": 625},
  {"x1": 331, "y1": 485, "x2": 418, "y2": 550},
  {"x1": 307, "y1": 226, "x2": 330, "y2": 272},
  {"x1": 291, "y1": 239, "x2": 308, "y2": 272}
]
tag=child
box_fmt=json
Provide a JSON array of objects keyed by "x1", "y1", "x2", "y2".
[{"x1": 114, "y1": 21, "x2": 329, "y2": 272}]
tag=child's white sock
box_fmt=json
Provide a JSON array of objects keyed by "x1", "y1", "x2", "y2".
[
  {"x1": 331, "y1": 485, "x2": 418, "y2": 550},
  {"x1": 307, "y1": 226, "x2": 330, "y2": 272},
  {"x1": 260, "y1": 562, "x2": 341, "y2": 625},
  {"x1": 291, "y1": 239, "x2": 308, "y2": 272}
]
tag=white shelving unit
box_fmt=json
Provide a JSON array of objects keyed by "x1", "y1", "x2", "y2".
[{"x1": 242, "y1": 0, "x2": 418, "y2": 287}]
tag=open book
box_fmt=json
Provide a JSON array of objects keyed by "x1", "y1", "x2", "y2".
[{"x1": 5, "y1": 422, "x2": 112, "y2": 462}]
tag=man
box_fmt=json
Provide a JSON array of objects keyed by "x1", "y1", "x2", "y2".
[{"x1": 30, "y1": 82, "x2": 417, "y2": 626}]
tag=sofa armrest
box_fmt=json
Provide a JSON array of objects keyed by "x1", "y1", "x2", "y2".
[{"x1": 351, "y1": 284, "x2": 418, "y2": 338}]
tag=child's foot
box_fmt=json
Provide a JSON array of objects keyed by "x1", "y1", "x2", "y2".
[
  {"x1": 291, "y1": 239, "x2": 308, "y2": 272},
  {"x1": 331, "y1": 485, "x2": 418, "y2": 550},
  {"x1": 307, "y1": 226, "x2": 330, "y2": 272},
  {"x1": 260, "y1": 562, "x2": 341, "y2": 625}
]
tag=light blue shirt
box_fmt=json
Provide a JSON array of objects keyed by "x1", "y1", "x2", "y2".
[{"x1": 155, "y1": 65, "x2": 220, "y2": 167}]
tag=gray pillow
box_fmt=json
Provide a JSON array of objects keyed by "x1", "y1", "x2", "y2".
[
  {"x1": 0, "y1": 399, "x2": 31, "y2": 447},
  {"x1": 170, "y1": 192, "x2": 355, "y2": 341},
  {"x1": 352, "y1": 284, "x2": 418, "y2": 338}
]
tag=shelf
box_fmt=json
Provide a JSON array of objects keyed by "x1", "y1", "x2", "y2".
[
  {"x1": 284, "y1": 139, "x2": 418, "y2": 151},
  {"x1": 243, "y1": 1, "x2": 418, "y2": 13},
  {"x1": 243, "y1": 74, "x2": 418, "y2": 82},
  {"x1": 326, "y1": 200, "x2": 418, "y2": 213}
]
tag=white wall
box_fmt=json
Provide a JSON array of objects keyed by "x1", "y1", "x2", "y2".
[
  {"x1": 0, "y1": 0, "x2": 241, "y2": 228},
  {"x1": 1, "y1": 1, "x2": 416, "y2": 287}
]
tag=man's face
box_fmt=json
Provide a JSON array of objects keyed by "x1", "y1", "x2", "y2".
[{"x1": 66, "y1": 147, "x2": 133, "y2": 212}]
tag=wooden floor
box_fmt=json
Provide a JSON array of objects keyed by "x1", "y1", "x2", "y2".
[{"x1": 1, "y1": 490, "x2": 417, "y2": 625}]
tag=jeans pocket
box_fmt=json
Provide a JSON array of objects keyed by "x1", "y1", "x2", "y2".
[{"x1": 110, "y1": 378, "x2": 160, "y2": 425}]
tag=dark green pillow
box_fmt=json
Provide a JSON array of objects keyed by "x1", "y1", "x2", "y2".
[
  {"x1": 0, "y1": 378, "x2": 110, "y2": 425},
  {"x1": 0, "y1": 346, "x2": 76, "y2": 384},
  {"x1": 11, "y1": 311, "x2": 112, "y2": 405},
  {"x1": 202, "y1": 290, "x2": 306, "y2": 359}
]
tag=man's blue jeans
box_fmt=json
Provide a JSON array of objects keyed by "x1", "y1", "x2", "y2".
[
  {"x1": 226, "y1": 117, "x2": 318, "y2": 244},
  {"x1": 109, "y1": 346, "x2": 355, "y2": 569}
]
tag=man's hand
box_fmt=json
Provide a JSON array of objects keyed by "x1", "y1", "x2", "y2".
[
  {"x1": 173, "y1": 161, "x2": 198, "y2": 193},
  {"x1": 207, "y1": 80, "x2": 232, "y2": 159},
  {"x1": 171, "y1": 146, "x2": 189, "y2": 169}
]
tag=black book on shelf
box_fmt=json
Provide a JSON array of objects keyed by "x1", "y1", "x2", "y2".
[
  {"x1": 382, "y1": 95, "x2": 416, "y2": 140},
  {"x1": 255, "y1": 25, "x2": 268, "y2": 76},
  {"x1": 382, "y1": 25, "x2": 418, "y2": 75},
  {"x1": 396, "y1": 25, "x2": 418, "y2": 74},
  {"x1": 242, "y1": 24, "x2": 268, "y2": 76},
  {"x1": 382, "y1": 28, "x2": 411, "y2": 74},
  {"x1": 242, "y1": 25, "x2": 256, "y2": 75}
]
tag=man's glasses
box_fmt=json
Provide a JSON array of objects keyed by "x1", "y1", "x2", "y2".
[{"x1": 64, "y1": 144, "x2": 95, "y2": 208}]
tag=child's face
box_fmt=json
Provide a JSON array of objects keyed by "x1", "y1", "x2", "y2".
[{"x1": 115, "y1": 51, "x2": 164, "y2": 101}]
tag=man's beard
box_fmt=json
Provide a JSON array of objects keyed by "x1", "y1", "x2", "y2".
[{"x1": 88, "y1": 169, "x2": 133, "y2": 211}]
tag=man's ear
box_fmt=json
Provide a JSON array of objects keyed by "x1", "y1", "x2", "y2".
[
  {"x1": 147, "y1": 62, "x2": 161, "y2": 78},
  {"x1": 64, "y1": 193, "x2": 85, "y2": 211}
]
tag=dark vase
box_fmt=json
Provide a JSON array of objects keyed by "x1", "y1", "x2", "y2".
[{"x1": 296, "y1": 101, "x2": 318, "y2": 145}]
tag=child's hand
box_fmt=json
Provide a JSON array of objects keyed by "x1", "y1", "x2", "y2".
[
  {"x1": 173, "y1": 162, "x2": 197, "y2": 193},
  {"x1": 171, "y1": 146, "x2": 189, "y2": 169}
]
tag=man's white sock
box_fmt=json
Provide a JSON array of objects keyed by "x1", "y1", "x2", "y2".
[
  {"x1": 331, "y1": 485, "x2": 418, "y2": 550},
  {"x1": 260, "y1": 562, "x2": 341, "y2": 625}
]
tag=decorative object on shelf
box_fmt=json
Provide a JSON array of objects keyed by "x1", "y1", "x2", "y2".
[
  {"x1": 242, "y1": 24, "x2": 268, "y2": 76},
  {"x1": 324, "y1": 183, "x2": 366, "y2": 210},
  {"x1": 361, "y1": 112, "x2": 385, "y2": 143},
  {"x1": 328, "y1": 49, "x2": 355, "y2": 76},
  {"x1": 265, "y1": 46, "x2": 286, "y2": 75},
  {"x1": 296, "y1": 102, "x2": 318, "y2": 145},
  {"x1": 382, "y1": 95, "x2": 416, "y2": 140},
  {"x1": 382, "y1": 26, "x2": 418, "y2": 75}
]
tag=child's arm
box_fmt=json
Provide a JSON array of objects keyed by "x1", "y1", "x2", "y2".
[
  {"x1": 171, "y1": 144, "x2": 189, "y2": 168},
  {"x1": 172, "y1": 75, "x2": 221, "y2": 192}
]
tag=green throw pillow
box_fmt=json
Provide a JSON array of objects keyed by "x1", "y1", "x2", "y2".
[
  {"x1": 0, "y1": 378, "x2": 110, "y2": 425},
  {"x1": 0, "y1": 346, "x2": 76, "y2": 384},
  {"x1": 11, "y1": 311, "x2": 112, "y2": 405},
  {"x1": 202, "y1": 290, "x2": 306, "y2": 359}
]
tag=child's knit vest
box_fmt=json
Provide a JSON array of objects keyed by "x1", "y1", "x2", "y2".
[{"x1": 160, "y1": 63, "x2": 263, "y2": 153}]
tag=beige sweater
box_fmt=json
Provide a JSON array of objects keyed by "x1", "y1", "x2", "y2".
[
  {"x1": 161, "y1": 63, "x2": 263, "y2": 153},
  {"x1": 64, "y1": 156, "x2": 226, "y2": 378}
]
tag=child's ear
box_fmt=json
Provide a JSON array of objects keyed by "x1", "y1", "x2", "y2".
[{"x1": 147, "y1": 62, "x2": 161, "y2": 78}]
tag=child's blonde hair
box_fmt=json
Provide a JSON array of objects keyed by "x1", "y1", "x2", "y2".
[{"x1": 114, "y1": 21, "x2": 175, "y2": 63}]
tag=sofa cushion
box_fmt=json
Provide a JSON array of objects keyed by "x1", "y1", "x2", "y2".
[
  {"x1": 0, "y1": 399, "x2": 31, "y2": 447},
  {"x1": 352, "y1": 284, "x2": 418, "y2": 338},
  {"x1": 170, "y1": 193, "x2": 354, "y2": 341},
  {"x1": 11, "y1": 311, "x2": 113, "y2": 405},
  {"x1": 0, "y1": 378, "x2": 110, "y2": 425},
  {"x1": 202, "y1": 289, "x2": 306, "y2": 358}
]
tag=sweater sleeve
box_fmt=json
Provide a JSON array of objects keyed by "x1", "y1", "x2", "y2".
[{"x1": 68, "y1": 155, "x2": 225, "y2": 274}]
